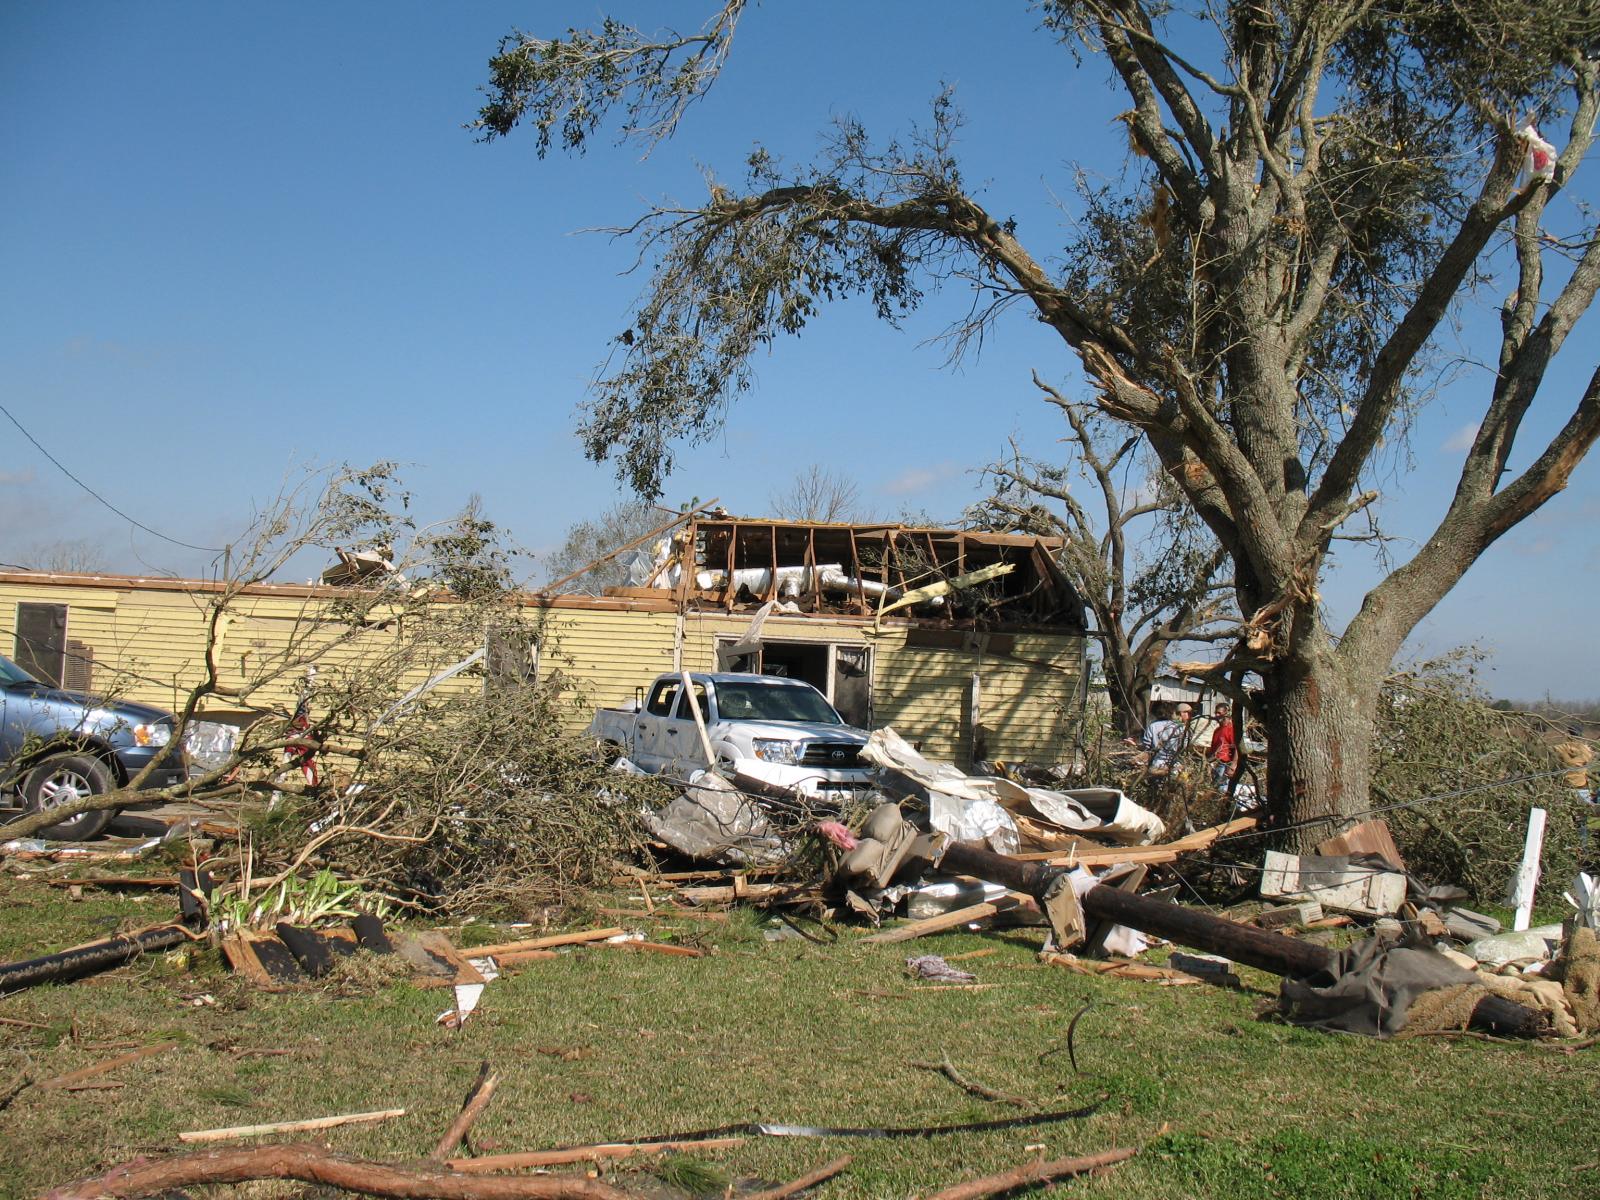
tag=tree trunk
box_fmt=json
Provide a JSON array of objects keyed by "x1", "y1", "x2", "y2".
[{"x1": 1260, "y1": 634, "x2": 1379, "y2": 854}]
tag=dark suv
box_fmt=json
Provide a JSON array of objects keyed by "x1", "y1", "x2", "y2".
[{"x1": 0, "y1": 654, "x2": 186, "y2": 840}]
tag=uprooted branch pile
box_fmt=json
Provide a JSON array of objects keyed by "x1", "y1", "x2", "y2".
[
  {"x1": 252, "y1": 684, "x2": 676, "y2": 916},
  {"x1": 1374, "y1": 655, "x2": 1588, "y2": 900}
]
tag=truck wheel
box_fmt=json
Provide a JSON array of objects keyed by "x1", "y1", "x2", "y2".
[{"x1": 21, "y1": 753, "x2": 116, "y2": 841}]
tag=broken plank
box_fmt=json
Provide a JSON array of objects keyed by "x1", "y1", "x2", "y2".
[
  {"x1": 178, "y1": 1108, "x2": 408, "y2": 1143},
  {"x1": 860, "y1": 895, "x2": 1028, "y2": 945},
  {"x1": 464, "y1": 928, "x2": 625, "y2": 958}
]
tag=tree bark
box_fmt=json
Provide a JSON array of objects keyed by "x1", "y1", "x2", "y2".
[
  {"x1": 1261, "y1": 622, "x2": 1379, "y2": 851},
  {"x1": 44, "y1": 1143, "x2": 630, "y2": 1200}
]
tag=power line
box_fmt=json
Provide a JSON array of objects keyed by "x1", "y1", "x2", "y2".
[{"x1": 0, "y1": 401, "x2": 225, "y2": 555}]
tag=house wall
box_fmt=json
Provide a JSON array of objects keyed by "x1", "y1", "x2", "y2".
[{"x1": 1, "y1": 575, "x2": 1084, "y2": 765}]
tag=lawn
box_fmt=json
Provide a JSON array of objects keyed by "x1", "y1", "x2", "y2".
[{"x1": 0, "y1": 874, "x2": 1594, "y2": 1200}]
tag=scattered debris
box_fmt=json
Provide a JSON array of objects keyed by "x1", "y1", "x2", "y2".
[
  {"x1": 924, "y1": 1147, "x2": 1138, "y2": 1200},
  {"x1": 36, "y1": 1041, "x2": 177, "y2": 1093},
  {"x1": 906, "y1": 955, "x2": 978, "y2": 983}
]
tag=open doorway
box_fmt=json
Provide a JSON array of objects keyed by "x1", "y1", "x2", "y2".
[{"x1": 714, "y1": 637, "x2": 872, "y2": 728}]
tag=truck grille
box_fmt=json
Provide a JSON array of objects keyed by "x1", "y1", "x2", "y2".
[{"x1": 800, "y1": 741, "x2": 863, "y2": 768}]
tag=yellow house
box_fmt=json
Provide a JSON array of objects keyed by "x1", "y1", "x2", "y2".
[{"x1": 0, "y1": 519, "x2": 1088, "y2": 765}]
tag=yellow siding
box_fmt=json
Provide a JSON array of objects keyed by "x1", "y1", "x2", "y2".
[{"x1": 1, "y1": 577, "x2": 1083, "y2": 765}]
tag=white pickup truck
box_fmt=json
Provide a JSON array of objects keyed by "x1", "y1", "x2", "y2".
[{"x1": 587, "y1": 672, "x2": 876, "y2": 799}]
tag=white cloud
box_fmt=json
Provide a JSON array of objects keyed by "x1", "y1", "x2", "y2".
[
  {"x1": 0, "y1": 468, "x2": 36, "y2": 486},
  {"x1": 882, "y1": 463, "x2": 958, "y2": 496},
  {"x1": 1442, "y1": 422, "x2": 1479, "y2": 453}
]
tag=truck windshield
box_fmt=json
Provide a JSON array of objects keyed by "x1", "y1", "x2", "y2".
[
  {"x1": 0, "y1": 655, "x2": 38, "y2": 686},
  {"x1": 714, "y1": 681, "x2": 842, "y2": 725}
]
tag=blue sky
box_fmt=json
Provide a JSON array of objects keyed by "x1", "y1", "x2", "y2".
[{"x1": 1, "y1": 2, "x2": 1596, "y2": 700}]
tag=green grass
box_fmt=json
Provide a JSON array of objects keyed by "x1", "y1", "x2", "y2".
[{"x1": 0, "y1": 874, "x2": 1595, "y2": 1199}]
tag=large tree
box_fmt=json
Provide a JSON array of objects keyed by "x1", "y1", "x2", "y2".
[
  {"x1": 479, "y1": 2, "x2": 1600, "y2": 845},
  {"x1": 972, "y1": 375, "x2": 1234, "y2": 736}
]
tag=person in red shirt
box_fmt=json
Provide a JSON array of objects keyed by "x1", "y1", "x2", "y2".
[{"x1": 1208, "y1": 701, "x2": 1237, "y2": 788}]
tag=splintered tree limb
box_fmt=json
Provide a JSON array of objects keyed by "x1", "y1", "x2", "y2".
[
  {"x1": 43, "y1": 1143, "x2": 632, "y2": 1200},
  {"x1": 908, "y1": 1056, "x2": 1031, "y2": 1109},
  {"x1": 924, "y1": 1147, "x2": 1139, "y2": 1200},
  {"x1": 178, "y1": 1109, "x2": 407, "y2": 1143},
  {"x1": 433, "y1": 1062, "x2": 501, "y2": 1160},
  {"x1": 740, "y1": 1156, "x2": 853, "y2": 1200}
]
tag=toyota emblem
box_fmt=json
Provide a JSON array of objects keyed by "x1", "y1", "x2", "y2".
[{"x1": 830, "y1": 748, "x2": 847, "y2": 762}]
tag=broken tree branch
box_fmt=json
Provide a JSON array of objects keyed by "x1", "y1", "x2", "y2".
[
  {"x1": 924, "y1": 1147, "x2": 1139, "y2": 1200},
  {"x1": 43, "y1": 1142, "x2": 631, "y2": 1200},
  {"x1": 908, "y1": 1055, "x2": 1031, "y2": 1109},
  {"x1": 433, "y1": 1062, "x2": 501, "y2": 1160},
  {"x1": 740, "y1": 1155, "x2": 853, "y2": 1200}
]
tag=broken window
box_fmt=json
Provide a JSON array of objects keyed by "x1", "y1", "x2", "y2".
[{"x1": 14, "y1": 602, "x2": 67, "y2": 688}]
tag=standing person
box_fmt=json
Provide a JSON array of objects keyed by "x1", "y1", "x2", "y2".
[
  {"x1": 1140, "y1": 701, "x2": 1193, "y2": 774},
  {"x1": 1208, "y1": 700, "x2": 1237, "y2": 788}
]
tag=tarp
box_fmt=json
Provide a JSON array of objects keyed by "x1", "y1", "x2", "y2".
[
  {"x1": 1278, "y1": 934, "x2": 1484, "y2": 1037},
  {"x1": 641, "y1": 772, "x2": 787, "y2": 866}
]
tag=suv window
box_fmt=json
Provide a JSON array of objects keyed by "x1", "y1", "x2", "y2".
[{"x1": 645, "y1": 680, "x2": 680, "y2": 716}]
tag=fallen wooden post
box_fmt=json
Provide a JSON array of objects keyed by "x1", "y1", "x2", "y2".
[
  {"x1": 859, "y1": 895, "x2": 1029, "y2": 945},
  {"x1": 178, "y1": 1108, "x2": 407, "y2": 1143},
  {"x1": 432, "y1": 1062, "x2": 500, "y2": 1161},
  {"x1": 45, "y1": 1142, "x2": 630, "y2": 1199}
]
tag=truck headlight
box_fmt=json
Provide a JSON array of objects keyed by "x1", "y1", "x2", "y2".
[
  {"x1": 133, "y1": 723, "x2": 172, "y2": 747},
  {"x1": 751, "y1": 739, "x2": 799, "y2": 765}
]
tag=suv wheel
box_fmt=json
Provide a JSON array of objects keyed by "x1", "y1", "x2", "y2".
[{"x1": 21, "y1": 753, "x2": 116, "y2": 841}]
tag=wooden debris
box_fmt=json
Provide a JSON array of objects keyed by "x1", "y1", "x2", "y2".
[
  {"x1": 1081, "y1": 864, "x2": 1148, "y2": 956},
  {"x1": 925, "y1": 1147, "x2": 1138, "y2": 1200},
  {"x1": 446, "y1": 1137, "x2": 747, "y2": 1172},
  {"x1": 178, "y1": 1108, "x2": 408, "y2": 1143},
  {"x1": 1014, "y1": 816, "x2": 1257, "y2": 865},
  {"x1": 860, "y1": 895, "x2": 1030, "y2": 945},
  {"x1": 47, "y1": 876, "x2": 181, "y2": 889},
  {"x1": 1040, "y1": 952, "x2": 1202, "y2": 985},
  {"x1": 944, "y1": 948, "x2": 998, "y2": 962},
  {"x1": 397, "y1": 932, "x2": 488, "y2": 988},
  {"x1": 1254, "y1": 901, "x2": 1324, "y2": 929},
  {"x1": 909, "y1": 1055, "x2": 1032, "y2": 1108},
  {"x1": 1261, "y1": 851, "x2": 1406, "y2": 917},
  {"x1": 47, "y1": 1142, "x2": 630, "y2": 1199},
  {"x1": 38, "y1": 1041, "x2": 178, "y2": 1092},
  {"x1": 1303, "y1": 915, "x2": 1355, "y2": 930},
  {"x1": 465, "y1": 928, "x2": 624, "y2": 958},
  {"x1": 432, "y1": 1062, "x2": 500, "y2": 1161},
  {"x1": 740, "y1": 1155, "x2": 853, "y2": 1200},
  {"x1": 1316, "y1": 819, "x2": 1405, "y2": 871},
  {"x1": 493, "y1": 949, "x2": 558, "y2": 965}
]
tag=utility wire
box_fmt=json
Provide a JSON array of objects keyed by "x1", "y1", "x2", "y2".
[{"x1": 0, "y1": 401, "x2": 225, "y2": 554}]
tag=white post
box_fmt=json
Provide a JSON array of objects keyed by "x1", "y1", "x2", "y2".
[
  {"x1": 1509, "y1": 806, "x2": 1548, "y2": 933},
  {"x1": 680, "y1": 670, "x2": 717, "y2": 768}
]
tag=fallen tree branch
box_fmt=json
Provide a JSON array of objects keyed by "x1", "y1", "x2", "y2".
[
  {"x1": 433, "y1": 1062, "x2": 501, "y2": 1160},
  {"x1": 908, "y1": 1055, "x2": 1031, "y2": 1108},
  {"x1": 924, "y1": 1147, "x2": 1139, "y2": 1200},
  {"x1": 37, "y1": 1041, "x2": 178, "y2": 1092},
  {"x1": 740, "y1": 1155, "x2": 853, "y2": 1200},
  {"x1": 43, "y1": 1142, "x2": 631, "y2": 1200}
]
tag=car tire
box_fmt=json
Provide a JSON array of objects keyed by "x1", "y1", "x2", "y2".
[{"x1": 21, "y1": 753, "x2": 116, "y2": 841}]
